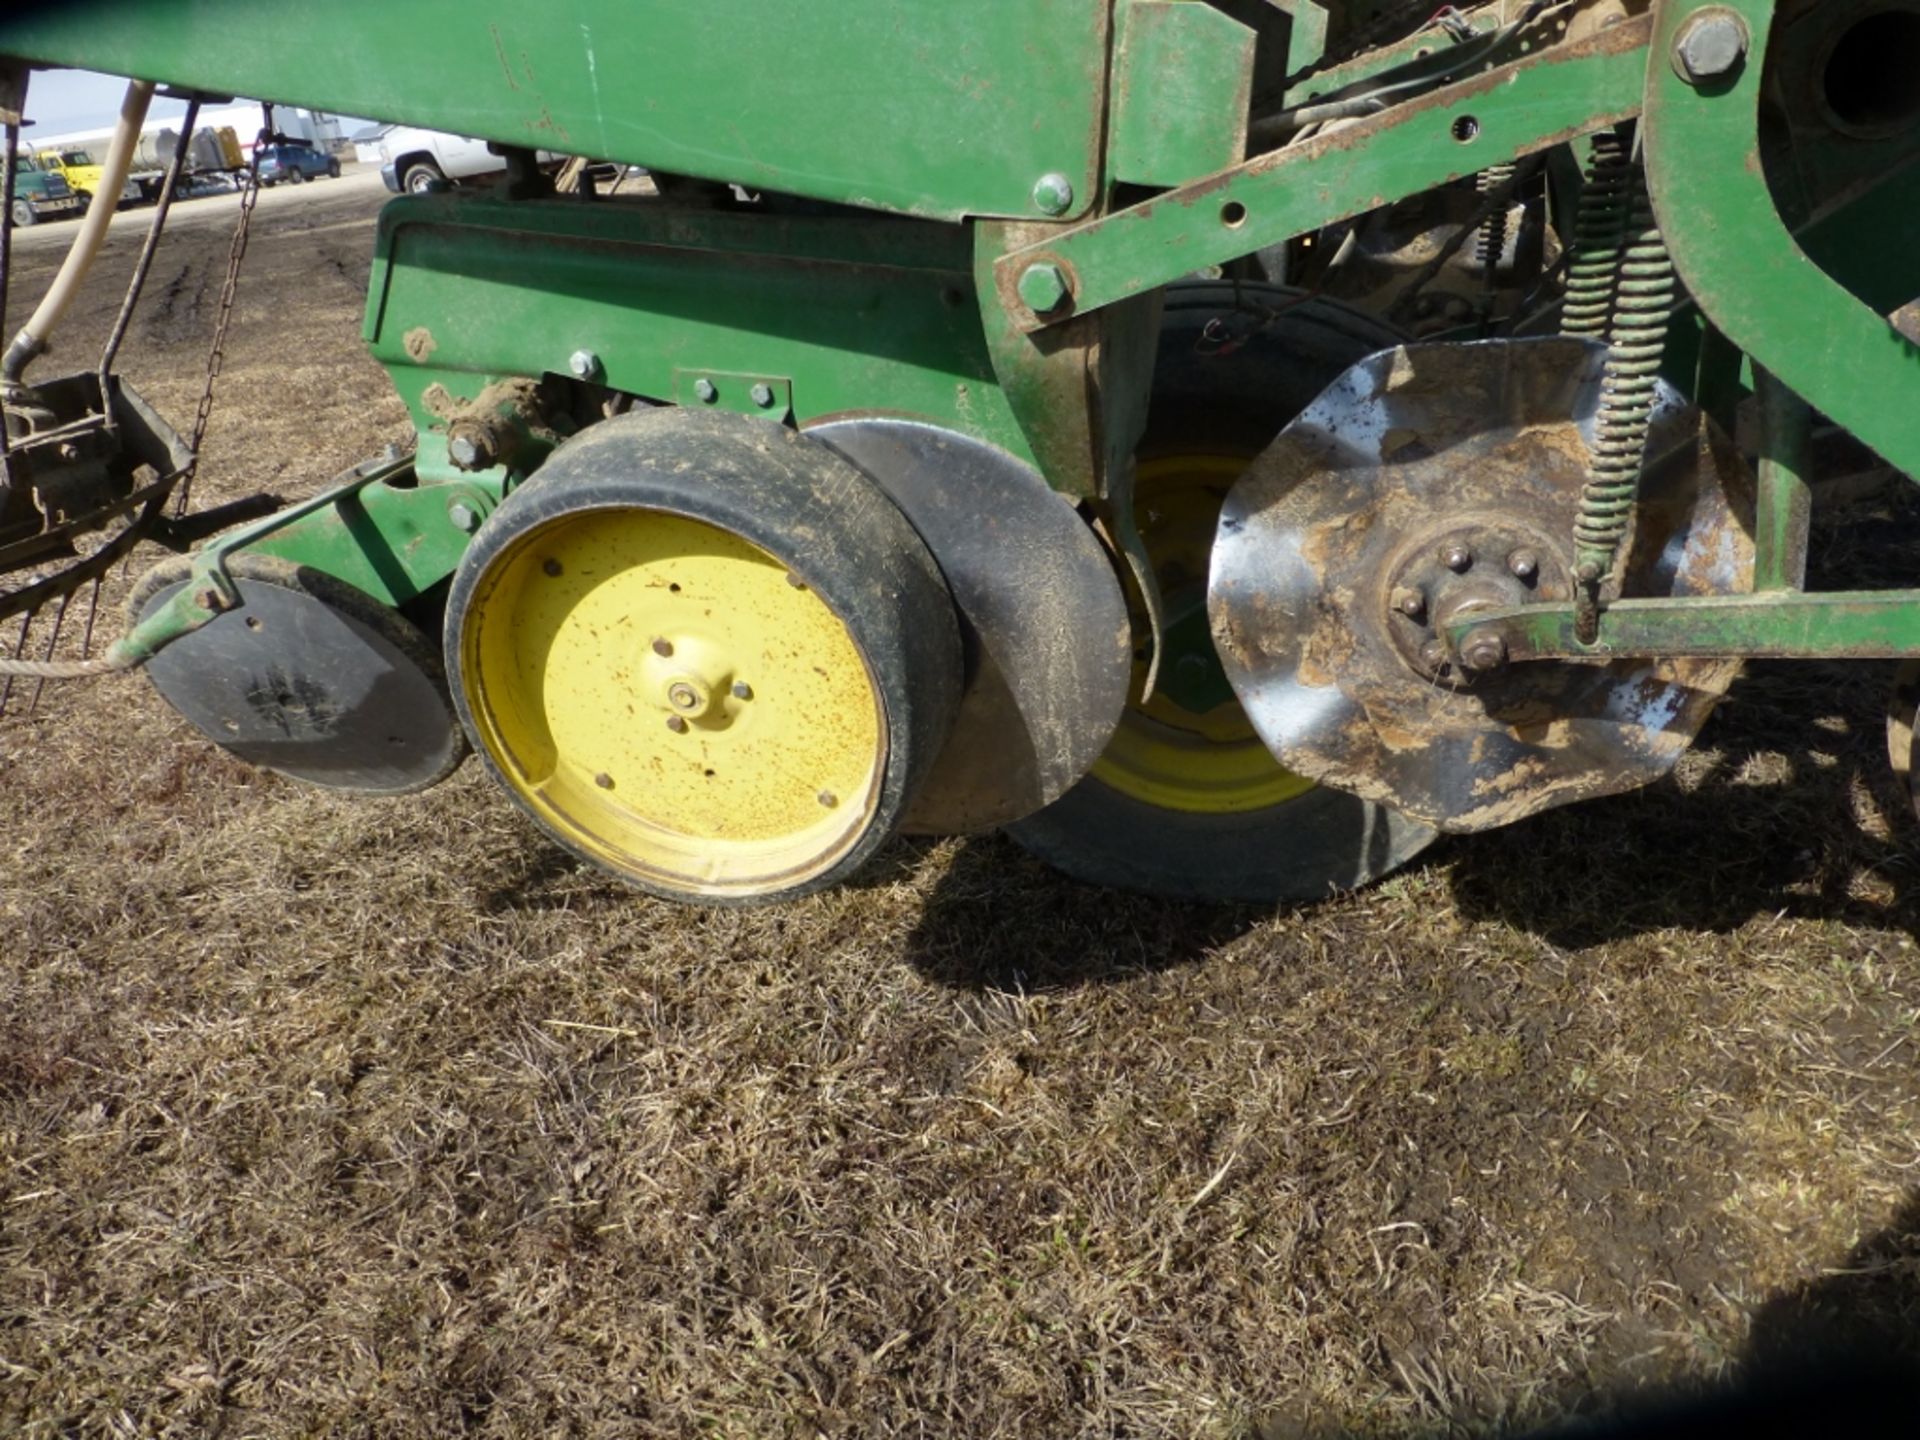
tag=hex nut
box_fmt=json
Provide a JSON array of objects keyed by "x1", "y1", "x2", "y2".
[
  {"x1": 693, "y1": 378, "x2": 719, "y2": 404},
  {"x1": 1442, "y1": 543, "x2": 1474, "y2": 573},
  {"x1": 749, "y1": 382, "x2": 776, "y2": 410},
  {"x1": 1674, "y1": 10, "x2": 1748, "y2": 84},
  {"x1": 1458, "y1": 627, "x2": 1508, "y2": 674},
  {"x1": 1017, "y1": 261, "x2": 1072, "y2": 315},
  {"x1": 1390, "y1": 586, "x2": 1426, "y2": 619},
  {"x1": 447, "y1": 500, "x2": 482, "y2": 533},
  {"x1": 447, "y1": 435, "x2": 485, "y2": 471},
  {"x1": 568, "y1": 348, "x2": 603, "y2": 381},
  {"x1": 1507, "y1": 549, "x2": 1539, "y2": 582}
]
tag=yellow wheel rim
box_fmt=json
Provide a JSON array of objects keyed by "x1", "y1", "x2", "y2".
[
  {"x1": 1090, "y1": 453, "x2": 1316, "y2": 815},
  {"x1": 460, "y1": 507, "x2": 886, "y2": 896}
]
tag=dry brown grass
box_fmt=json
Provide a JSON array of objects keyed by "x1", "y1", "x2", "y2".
[{"x1": 4, "y1": 174, "x2": 1920, "y2": 1439}]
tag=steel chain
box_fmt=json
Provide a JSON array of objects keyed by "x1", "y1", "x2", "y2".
[{"x1": 175, "y1": 103, "x2": 272, "y2": 516}]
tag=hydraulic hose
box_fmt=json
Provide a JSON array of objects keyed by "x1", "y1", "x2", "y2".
[{"x1": 2, "y1": 79, "x2": 153, "y2": 386}]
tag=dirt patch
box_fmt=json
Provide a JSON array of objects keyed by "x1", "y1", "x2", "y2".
[{"x1": 3, "y1": 177, "x2": 1920, "y2": 1438}]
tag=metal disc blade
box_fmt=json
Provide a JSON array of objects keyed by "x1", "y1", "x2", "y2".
[
  {"x1": 1208, "y1": 337, "x2": 1754, "y2": 832},
  {"x1": 810, "y1": 417, "x2": 1130, "y2": 833},
  {"x1": 131, "y1": 554, "x2": 464, "y2": 795}
]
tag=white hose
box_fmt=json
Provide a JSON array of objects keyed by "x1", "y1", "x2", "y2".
[{"x1": 3, "y1": 79, "x2": 153, "y2": 381}]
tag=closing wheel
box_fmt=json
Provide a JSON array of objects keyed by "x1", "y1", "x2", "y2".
[
  {"x1": 1007, "y1": 282, "x2": 1437, "y2": 902},
  {"x1": 128, "y1": 553, "x2": 466, "y2": 795},
  {"x1": 446, "y1": 408, "x2": 962, "y2": 904}
]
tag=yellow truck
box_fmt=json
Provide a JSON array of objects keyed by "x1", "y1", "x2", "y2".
[{"x1": 36, "y1": 146, "x2": 150, "y2": 209}]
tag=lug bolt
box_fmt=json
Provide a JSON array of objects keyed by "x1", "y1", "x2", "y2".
[
  {"x1": 1441, "y1": 543, "x2": 1474, "y2": 573},
  {"x1": 693, "y1": 377, "x2": 718, "y2": 404},
  {"x1": 732, "y1": 681, "x2": 754, "y2": 701},
  {"x1": 542, "y1": 558, "x2": 563, "y2": 577},
  {"x1": 1674, "y1": 10, "x2": 1748, "y2": 85},
  {"x1": 1017, "y1": 261, "x2": 1072, "y2": 315},
  {"x1": 1419, "y1": 639, "x2": 1450, "y2": 671},
  {"x1": 594, "y1": 772, "x2": 615, "y2": 790},
  {"x1": 447, "y1": 500, "x2": 482, "y2": 533},
  {"x1": 666, "y1": 715, "x2": 689, "y2": 734},
  {"x1": 817, "y1": 790, "x2": 838, "y2": 809},
  {"x1": 1507, "y1": 549, "x2": 1538, "y2": 582},
  {"x1": 1458, "y1": 626, "x2": 1508, "y2": 674},
  {"x1": 749, "y1": 382, "x2": 776, "y2": 410},
  {"x1": 1390, "y1": 586, "x2": 1426, "y2": 620},
  {"x1": 652, "y1": 637, "x2": 674, "y2": 657},
  {"x1": 569, "y1": 348, "x2": 603, "y2": 382},
  {"x1": 1031, "y1": 171, "x2": 1074, "y2": 217}
]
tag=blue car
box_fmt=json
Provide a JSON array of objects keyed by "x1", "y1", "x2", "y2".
[{"x1": 255, "y1": 142, "x2": 341, "y2": 185}]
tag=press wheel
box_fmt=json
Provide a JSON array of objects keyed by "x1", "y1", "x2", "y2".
[
  {"x1": 1006, "y1": 283, "x2": 1437, "y2": 902},
  {"x1": 445, "y1": 408, "x2": 961, "y2": 904}
]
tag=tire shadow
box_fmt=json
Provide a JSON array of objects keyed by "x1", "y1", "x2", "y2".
[{"x1": 897, "y1": 831, "x2": 1261, "y2": 992}]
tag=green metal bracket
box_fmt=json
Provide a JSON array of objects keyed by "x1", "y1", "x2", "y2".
[
  {"x1": 993, "y1": 17, "x2": 1651, "y2": 330},
  {"x1": 1642, "y1": 0, "x2": 1920, "y2": 481},
  {"x1": 1451, "y1": 590, "x2": 1920, "y2": 661},
  {"x1": 1752, "y1": 368, "x2": 1812, "y2": 594},
  {"x1": 104, "y1": 453, "x2": 484, "y2": 670},
  {"x1": 1108, "y1": 0, "x2": 1257, "y2": 188},
  {"x1": 672, "y1": 370, "x2": 794, "y2": 423}
]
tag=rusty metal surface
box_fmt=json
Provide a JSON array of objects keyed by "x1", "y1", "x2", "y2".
[
  {"x1": 808, "y1": 417, "x2": 1131, "y2": 835},
  {"x1": 1207, "y1": 337, "x2": 1756, "y2": 833}
]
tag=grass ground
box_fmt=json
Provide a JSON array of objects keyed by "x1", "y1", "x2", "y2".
[{"x1": 3, "y1": 173, "x2": 1919, "y2": 1438}]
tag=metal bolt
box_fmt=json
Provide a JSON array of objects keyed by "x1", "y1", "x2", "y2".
[
  {"x1": 817, "y1": 790, "x2": 839, "y2": 809},
  {"x1": 1458, "y1": 626, "x2": 1508, "y2": 674},
  {"x1": 1507, "y1": 549, "x2": 1539, "y2": 582},
  {"x1": 786, "y1": 572, "x2": 807, "y2": 590},
  {"x1": 594, "y1": 772, "x2": 615, "y2": 790},
  {"x1": 1441, "y1": 543, "x2": 1474, "y2": 573},
  {"x1": 447, "y1": 500, "x2": 482, "y2": 533},
  {"x1": 693, "y1": 377, "x2": 718, "y2": 404},
  {"x1": 732, "y1": 682, "x2": 754, "y2": 701},
  {"x1": 1673, "y1": 9, "x2": 1748, "y2": 84},
  {"x1": 194, "y1": 587, "x2": 222, "y2": 613},
  {"x1": 569, "y1": 348, "x2": 603, "y2": 381},
  {"x1": 1017, "y1": 261, "x2": 1072, "y2": 315},
  {"x1": 447, "y1": 435, "x2": 485, "y2": 472},
  {"x1": 542, "y1": 558, "x2": 563, "y2": 577},
  {"x1": 749, "y1": 382, "x2": 776, "y2": 410},
  {"x1": 1031, "y1": 171, "x2": 1074, "y2": 217},
  {"x1": 1419, "y1": 639, "x2": 1450, "y2": 671},
  {"x1": 1390, "y1": 586, "x2": 1426, "y2": 620},
  {"x1": 666, "y1": 715, "x2": 689, "y2": 734},
  {"x1": 652, "y1": 637, "x2": 674, "y2": 657},
  {"x1": 668, "y1": 682, "x2": 700, "y2": 710},
  {"x1": 56, "y1": 442, "x2": 80, "y2": 463}
]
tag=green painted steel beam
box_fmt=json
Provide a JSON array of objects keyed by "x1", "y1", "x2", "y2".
[
  {"x1": 992, "y1": 16, "x2": 1652, "y2": 329},
  {"x1": 1450, "y1": 591, "x2": 1920, "y2": 661},
  {"x1": 1642, "y1": 0, "x2": 1920, "y2": 480},
  {"x1": 0, "y1": 0, "x2": 1111, "y2": 223}
]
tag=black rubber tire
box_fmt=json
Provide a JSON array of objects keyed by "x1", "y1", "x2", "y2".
[
  {"x1": 8, "y1": 198, "x2": 34, "y2": 229},
  {"x1": 444, "y1": 407, "x2": 964, "y2": 905},
  {"x1": 1005, "y1": 282, "x2": 1438, "y2": 903},
  {"x1": 403, "y1": 162, "x2": 445, "y2": 194},
  {"x1": 326, "y1": 158, "x2": 341, "y2": 179}
]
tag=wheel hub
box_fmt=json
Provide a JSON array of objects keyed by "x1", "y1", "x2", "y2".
[{"x1": 1380, "y1": 521, "x2": 1571, "y2": 685}]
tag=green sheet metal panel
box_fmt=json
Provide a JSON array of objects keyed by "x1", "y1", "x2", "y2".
[
  {"x1": 363, "y1": 193, "x2": 1034, "y2": 472},
  {"x1": 0, "y1": 0, "x2": 1111, "y2": 222},
  {"x1": 1108, "y1": 0, "x2": 1257, "y2": 188}
]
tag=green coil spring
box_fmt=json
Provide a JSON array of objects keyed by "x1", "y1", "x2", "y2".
[{"x1": 1566, "y1": 131, "x2": 1677, "y2": 642}]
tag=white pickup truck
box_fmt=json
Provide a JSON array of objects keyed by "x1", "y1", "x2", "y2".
[{"x1": 377, "y1": 127, "x2": 508, "y2": 193}]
